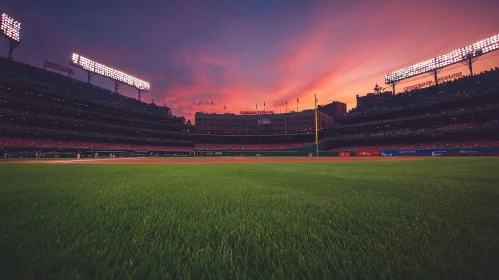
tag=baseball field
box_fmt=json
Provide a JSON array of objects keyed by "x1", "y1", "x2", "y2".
[{"x1": 1, "y1": 156, "x2": 498, "y2": 279}]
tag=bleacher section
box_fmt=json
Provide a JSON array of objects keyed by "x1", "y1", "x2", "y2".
[
  {"x1": 345, "y1": 68, "x2": 499, "y2": 117},
  {"x1": 2, "y1": 55, "x2": 499, "y2": 157},
  {"x1": 0, "y1": 138, "x2": 193, "y2": 151},
  {"x1": 195, "y1": 143, "x2": 313, "y2": 151},
  {"x1": 0, "y1": 58, "x2": 193, "y2": 156},
  {"x1": 0, "y1": 58, "x2": 174, "y2": 117},
  {"x1": 322, "y1": 68, "x2": 499, "y2": 152},
  {"x1": 328, "y1": 140, "x2": 499, "y2": 152}
]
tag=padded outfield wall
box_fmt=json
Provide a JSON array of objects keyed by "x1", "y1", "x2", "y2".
[
  {"x1": 195, "y1": 142, "x2": 328, "y2": 157},
  {"x1": 2, "y1": 146, "x2": 499, "y2": 158},
  {"x1": 320, "y1": 148, "x2": 499, "y2": 157},
  {"x1": 194, "y1": 147, "x2": 499, "y2": 157}
]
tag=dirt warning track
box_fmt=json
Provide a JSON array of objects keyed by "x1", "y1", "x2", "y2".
[{"x1": 9, "y1": 157, "x2": 426, "y2": 165}]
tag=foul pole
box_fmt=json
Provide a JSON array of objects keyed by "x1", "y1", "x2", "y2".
[{"x1": 314, "y1": 94, "x2": 319, "y2": 157}]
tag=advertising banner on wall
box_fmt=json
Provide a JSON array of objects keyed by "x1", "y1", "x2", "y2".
[
  {"x1": 381, "y1": 150, "x2": 433, "y2": 156},
  {"x1": 380, "y1": 148, "x2": 499, "y2": 156},
  {"x1": 403, "y1": 72, "x2": 463, "y2": 92},
  {"x1": 356, "y1": 151, "x2": 380, "y2": 156},
  {"x1": 44, "y1": 59, "x2": 75, "y2": 76},
  {"x1": 339, "y1": 152, "x2": 351, "y2": 157},
  {"x1": 240, "y1": 111, "x2": 273, "y2": 115}
]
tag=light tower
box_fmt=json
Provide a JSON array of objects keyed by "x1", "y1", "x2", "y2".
[
  {"x1": 1, "y1": 13, "x2": 21, "y2": 60},
  {"x1": 432, "y1": 68, "x2": 443, "y2": 86},
  {"x1": 389, "y1": 81, "x2": 398, "y2": 94},
  {"x1": 385, "y1": 33, "x2": 499, "y2": 91},
  {"x1": 70, "y1": 53, "x2": 150, "y2": 102},
  {"x1": 463, "y1": 50, "x2": 483, "y2": 77}
]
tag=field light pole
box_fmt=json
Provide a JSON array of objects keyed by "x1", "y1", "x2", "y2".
[
  {"x1": 70, "y1": 53, "x2": 150, "y2": 102},
  {"x1": 114, "y1": 80, "x2": 120, "y2": 94},
  {"x1": 137, "y1": 89, "x2": 142, "y2": 102},
  {"x1": 314, "y1": 94, "x2": 319, "y2": 157},
  {"x1": 2, "y1": 13, "x2": 22, "y2": 61},
  {"x1": 389, "y1": 81, "x2": 399, "y2": 95},
  {"x1": 6, "y1": 40, "x2": 19, "y2": 60},
  {"x1": 464, "y1": 52, "x2": 482, "y2": 77},
  {"x1": 86, "y1": 71, "x2": 94, "y2": 84},
  {"x1": 384, "y1": 34, "x2": 498, "y2": 91},
  {"x1": 432, "y1": 68, "x2": 443, "y2": 86}
]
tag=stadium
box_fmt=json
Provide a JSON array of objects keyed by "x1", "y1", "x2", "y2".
[{"x1": 1, "y1": 8, "x2": 499, "y2": 280}]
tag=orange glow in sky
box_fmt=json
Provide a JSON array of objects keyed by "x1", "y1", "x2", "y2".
[{"x1": 2, "y1": 0, "x2": 499, "y2": 122}]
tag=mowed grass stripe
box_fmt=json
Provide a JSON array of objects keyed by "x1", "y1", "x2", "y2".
[{"x1": 0, "y1": 158, "x2": 498, "y2": 279}]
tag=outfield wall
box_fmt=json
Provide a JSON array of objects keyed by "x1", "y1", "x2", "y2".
[
  {"x1": 2, "y1": 147, "x2": 499, "y2": 158},
  {"x1": 320, "y1": 148, "x2": 499, "y2": 157},
  {"x1": 379, "y1": 148, "x2": 499, "y2": 156},
  {"x1": 195, "y1": 151, "x2": 302, "y2": 157},
  {"x1": 195, "y1": 148, "x2": 499, "y2": 157}
]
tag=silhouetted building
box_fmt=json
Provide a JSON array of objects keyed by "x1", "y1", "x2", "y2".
[
  {"x1": 318, "y1": 101, "x2": 347, "y2": 118},
  {"x1": 355, "y1": 83, "x2": 394, "y2": 108},
  {"x1": 356, "y1": 91, "x2": 393, "y2": 108},
  {"x1": 195, "y1": 111, "x2": 333, "y2": 132}
]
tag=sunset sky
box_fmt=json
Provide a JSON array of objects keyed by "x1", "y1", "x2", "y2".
[{"x1": 2, "y1": 0, "x2": 499, "y2": 122}]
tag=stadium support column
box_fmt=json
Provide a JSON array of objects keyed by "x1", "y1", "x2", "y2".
[
  {"x1": 7, "y1": 42, "x2": 13, "y2": 60},
  {"x1": 389, "y1": 81, "x2": 399, "y2": 95},
  {"x1": 464, "y1": 51, "x2": 482, "y2": 77},
  {"x1": 6, "y1": 40, "x2": 19, "y2": 61},
  {"x1": 137, "y1": 89, "x2": 142, "y2": 102},
  {"x1": 86, "y1": 71, "x2": 94, "y2": 84},
  {"x1": 314, "y1": 94, "x2": 319, "y2": 157},
  {"x1": 433, "y1": 68, "x2": 443, "y2": 86},
  {"x1": 469, "y1": 58, "x2": 473, "y2": 76},
  {"x1": 114, "y1": 80, "x2": 120, "y2": 94},
  {"x1": 467, "y1": 55, "x2": 474, "y2": 76}
]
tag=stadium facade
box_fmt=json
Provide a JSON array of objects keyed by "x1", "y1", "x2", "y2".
[
  {"x1": 1, "y1": 56, "x2": 499, "y2": 158},
  {"x1": 194, "y1": 110, "x2": 333, "y2": 134},
  {"x1": 1, "y1": 13, "x2": 499, "y2": 158}
]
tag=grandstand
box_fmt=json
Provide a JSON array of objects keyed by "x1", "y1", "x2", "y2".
[
  {"x1": 191, "y1": 110, "x2": 330, "y2": 153},
  {"x1": 2, "y1": 56, "x2": 499, "y2": 157},
  {"x1": 0, "y1": 57, "x2": 194, "y2": 158},
  {"x1": 0, "y1": 13, "x2": 498, "y2": 158},
  {"x1": 323, "y1": 68, "x2": 499, "y2": 154}
]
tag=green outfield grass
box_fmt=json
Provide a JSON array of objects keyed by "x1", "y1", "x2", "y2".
[{"x1": 1, "y1": 158, "x2": 499, "y2": 279}]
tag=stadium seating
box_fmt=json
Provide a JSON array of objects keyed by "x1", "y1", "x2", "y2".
[
  {"x1": 195, "y1": 143, "x2": 313, "y2": 151},
  {"x1": 321, "y1": 119, "x2": 498, "y2": 140},
  {"x1": 321, "y1": 73, "x2": 499, "y2": 147},
  {"x1": 328, "y1": 140, "x2": 499, "y2": 152},
  {"x1": 0, "y1": 58, "x2": 194, "y2": 155},
  {"x1": 334, "y1": 104, "x2": 497, "y2": 128},
  {"x1": 2, "y1": 55, "x2": 499, "y2": 156},
  {"x1": 346, "y1": 68, "x2": 499, "y2": 116},
  {"x1": 0, "y1": 138, "x2": 193, "y2": 151},
  {"x1": 0, "y1": 58, "x2": 173, "y2": 117},
  {"x1": 193, "y1": 129, "x2": 315, "y2": 135}
]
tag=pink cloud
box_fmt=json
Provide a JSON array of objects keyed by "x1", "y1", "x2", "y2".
[{"x1": 94, "y1": 1, "x2": 499, "y2": 121}]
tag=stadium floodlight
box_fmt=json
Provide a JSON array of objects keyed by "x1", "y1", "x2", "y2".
[
  {"x1": 385, "y1": 33, "x2": 499, "y2": 84},
  {"x1": 1, "y1": 13, "x2": 21, "y2": 60},
  {"x1": 1, "y1": 13, "x2": 20, "y2": 42},
  {"x1": 71, "y1": 53, "x2": 150, "y2": 91}
]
